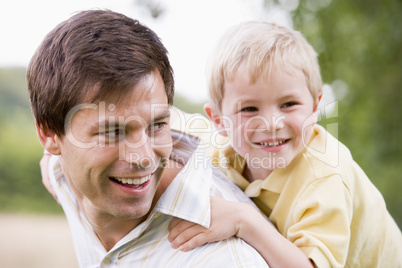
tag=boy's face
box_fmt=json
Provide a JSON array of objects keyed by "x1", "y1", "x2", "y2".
[
  {"x1": 48, "y1": 71, "x2": 172, "y2": 223},
  {"x1": 218, "y1": 66, "x2": 320, "y2": 180}
]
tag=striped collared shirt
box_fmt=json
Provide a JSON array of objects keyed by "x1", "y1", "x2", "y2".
[{"x1": 49, "y1": 131, "x2": 269, "y2": 268}]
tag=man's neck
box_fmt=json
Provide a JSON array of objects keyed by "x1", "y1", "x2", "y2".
[{"x1": 79, "y1": 198, "x2": 146, "y2": 251}]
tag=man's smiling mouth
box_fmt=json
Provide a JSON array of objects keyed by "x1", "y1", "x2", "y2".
[{"x1": 110, "y1": 174, "x2": 152, "y2": 188}]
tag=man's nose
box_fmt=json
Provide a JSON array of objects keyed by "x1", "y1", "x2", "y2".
[{"x1": 121, "y1": 131, "x2": 155, "y2": 169}]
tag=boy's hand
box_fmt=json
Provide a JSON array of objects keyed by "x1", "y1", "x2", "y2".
[
  {"x1": 40, "y1": 152, "x2": 59, "y2": 204},
  {"x1": 167, "y1": 196, "x2": 243, "y2": 251}
]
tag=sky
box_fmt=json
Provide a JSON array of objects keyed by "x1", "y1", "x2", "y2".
[{"x1": 0, "y1": 0, "x2": 291, "y2": 102}]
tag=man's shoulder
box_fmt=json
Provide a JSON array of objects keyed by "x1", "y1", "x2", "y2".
[
  {"x1": 170, "y1": 107, "x2": 212, "y2": 137},
  {"x1": 189, "y1": 236, "x2": 269, "y2": 267},
  {"x1": 170, "y1": 107, "x2": 230, "y2": 152},
  {"x1": 209, "y1": 163, "x2": 257, "y2": 207},
  {"x1": 146, "y1": 224, "x2": 268, "y2": 268},
  {"x1": 48, "y1": 155, "x2": 64, "y2": 187}
]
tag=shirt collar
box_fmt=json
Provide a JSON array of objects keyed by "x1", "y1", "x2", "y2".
[
  {"x1": 221, "y1": 126, "x2": 327, "y2": 195},
  {"x1": 153, "y1": 130, "x2": 212, "y2": 228},
  {"x1": 218, "y1": 146, "x2": 249, "y2": 190},
  {"x1": 258, "y1": 125, "x2": 339, "y2": 194}
]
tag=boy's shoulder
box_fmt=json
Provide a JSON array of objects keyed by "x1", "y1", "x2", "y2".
[
  {"x1": 170, "y1": 108, "x2": 214, "y2": 140},
  {"x1": 301, "y1": 124, "x2": 355, "y2": 181},
  {"x1": 170, "y1": 108, "x2": 231, "y2": 156}
]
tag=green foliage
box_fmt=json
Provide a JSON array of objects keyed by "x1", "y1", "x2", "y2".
[
  {"x1": 173, "y1": 94, "x2": 204, "y2": 115},
  {"x1": 290, "y1": 0, "x2": 402, "y2": 227},
  {"x1": 0, "y1": 68, "x2": 63, "y2": 214}
]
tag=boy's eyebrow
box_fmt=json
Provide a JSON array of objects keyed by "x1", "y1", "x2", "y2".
[{"x1": 278, "y1": 90, "x2": 303, "y2": 100}]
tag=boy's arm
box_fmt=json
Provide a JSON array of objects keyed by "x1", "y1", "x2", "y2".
[
  {"x1": 168, "y1": 197, "x2": 314, "y2": 268},
  {"x1": 235, "y1": 201, "x2": 315, "y2": 268},
  {"x1": 40, "y1": 151, "x2": 59, "y2": 203},
  {"x1": 168, "y1": 196, "x2": 241, "y2": 250}
]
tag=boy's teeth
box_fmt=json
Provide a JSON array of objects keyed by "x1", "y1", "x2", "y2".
[
  {"x1": 260, "y1": 140, "x2": 286, "y2": 146},
  {"x1": 114, "y1": 175, "x2": 151, "y2": 185}
]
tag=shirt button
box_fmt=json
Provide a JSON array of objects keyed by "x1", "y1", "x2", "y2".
[{"x1": 103, "y1": 258, "x2": 111, "y2": 265}]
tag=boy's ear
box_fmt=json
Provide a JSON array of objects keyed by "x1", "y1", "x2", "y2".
[
  {"x1": 204, "y1": 103, "x2": 228, "y2": 137},
  {"x1": 313, "y1": 92, "x2": 323, "y2": 112},
  {"x1": 36, "y1": 123, "x2": 61, "y2": 155}
]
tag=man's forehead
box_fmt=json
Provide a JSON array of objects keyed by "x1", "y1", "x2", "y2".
[
  {"x1": 98, "y1": 101, "x2": 169, "y2": 118},
  {"x1": 78, "y1": 103, "x2": 170, "y2": 132},
  {"x1": 75, "y1": 71, "x2": 170, "y2": 120},
  {"x1": 81, "y1": 72, "x2": 159, "y2": 104},
  {"x1": 68, "y1": 100, "x2": 170, "y2": 127}
]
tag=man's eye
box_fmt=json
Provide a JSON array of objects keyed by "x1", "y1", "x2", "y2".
[
  {"x1": 103, "y1": 129, "x2": 123, "y2": 137},
  {"x1": 150, "y1": 122, "x2": 167, "y2": 131},
  {"x1": 241, "y1": 107, "x2": 258, "y2": 112}
]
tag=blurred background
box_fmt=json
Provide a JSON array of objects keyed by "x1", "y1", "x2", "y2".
[{"x1": 0, "y1": 0, "x2": 401, "y2": 267}]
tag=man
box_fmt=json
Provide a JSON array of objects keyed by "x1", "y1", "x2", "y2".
[{"x1": 28, "y1": 10, "x2": 268, "y2": 267}]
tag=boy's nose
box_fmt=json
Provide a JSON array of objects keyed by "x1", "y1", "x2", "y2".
[
  {"x1": 267, "y1": 114, "x2": 285, "y2": 132},
  {"x1": 249, "y1": 114, "x2": 285, "y2": 132}
]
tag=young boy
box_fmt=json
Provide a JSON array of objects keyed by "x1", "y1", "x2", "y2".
[{"x1": 168, "y1": 21, "x2": 402, "y2": 267}]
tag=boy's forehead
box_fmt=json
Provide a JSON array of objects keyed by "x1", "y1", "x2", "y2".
[
  {"x1": 234, "y1": 61, "x2": 302, "y2": 81},
  {"x1": 223, "y1": 64, "x2": 308, "y2": 97}
]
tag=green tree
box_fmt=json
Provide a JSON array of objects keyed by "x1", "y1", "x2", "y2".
[
  {"x1": 290, "y1": 0, "x2": 402, "y2": 227},
  {"x1": 0, "y1": 68, "x2": 63, "y2": 213}
]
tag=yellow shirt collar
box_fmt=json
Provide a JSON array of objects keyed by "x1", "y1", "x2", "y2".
[{"x1": 221, "y1": 125, "x2": 330, "y2": 196}]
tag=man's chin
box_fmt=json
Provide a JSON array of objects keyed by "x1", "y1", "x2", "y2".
[{"x1": 111, "y1": 202, "x2": 153, "y2": 221}]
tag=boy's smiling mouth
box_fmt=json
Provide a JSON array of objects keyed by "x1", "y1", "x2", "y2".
[{"x1": 254, "y1": 139, "x2": 289, "y2": 147}]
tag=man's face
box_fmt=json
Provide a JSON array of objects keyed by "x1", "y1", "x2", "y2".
[{"x1": 56, "y1": 71, "x2": 172, "y2": 222}]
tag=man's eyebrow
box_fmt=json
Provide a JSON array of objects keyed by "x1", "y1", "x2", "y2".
[
  {"x1": 90, "y1": 120, "x2": 123, "y2": 131},
  {"x1": 151, "y1": 109, "x2": 171, "y2": 123},
  {"x1": 88, "y1": 109, "x2": 171, "y2": 131}
]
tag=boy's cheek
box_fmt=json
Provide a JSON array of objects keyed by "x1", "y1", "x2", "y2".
[
  {"x1": 301, "y1": 112, "x2": 319, "y2": 136},
  {"x1": 303, "y1": 110, "x2": 319, "y2": 126}
]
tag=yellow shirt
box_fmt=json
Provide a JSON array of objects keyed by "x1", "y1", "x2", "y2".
[{"x1": 171, "y1": 110, "x2": 402, "y2": 268}]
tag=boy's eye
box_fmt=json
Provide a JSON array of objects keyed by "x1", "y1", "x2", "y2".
[
  {"x1": 240, "y1": 107, "x2": 258, "y2": 112},
  {"x1": 282, "y1": 102, "x2": 298, "y2": 108}
]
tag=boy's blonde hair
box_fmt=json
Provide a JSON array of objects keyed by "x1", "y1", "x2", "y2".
[{"x1": 207, "y1": 21, "x2": 322, "y2": 113}]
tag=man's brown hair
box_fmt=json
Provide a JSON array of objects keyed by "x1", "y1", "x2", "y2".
[{"x1": 27, "y1": 9, "x2": 174, "y2": 137}]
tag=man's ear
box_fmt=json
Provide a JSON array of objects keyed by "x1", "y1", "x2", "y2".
[
  {"x1": 36, "y1": 123, "x2": 61, "y2": 155},
  {"x1": 204, "y1": 103, "x2": 228, "y2": 137}
]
